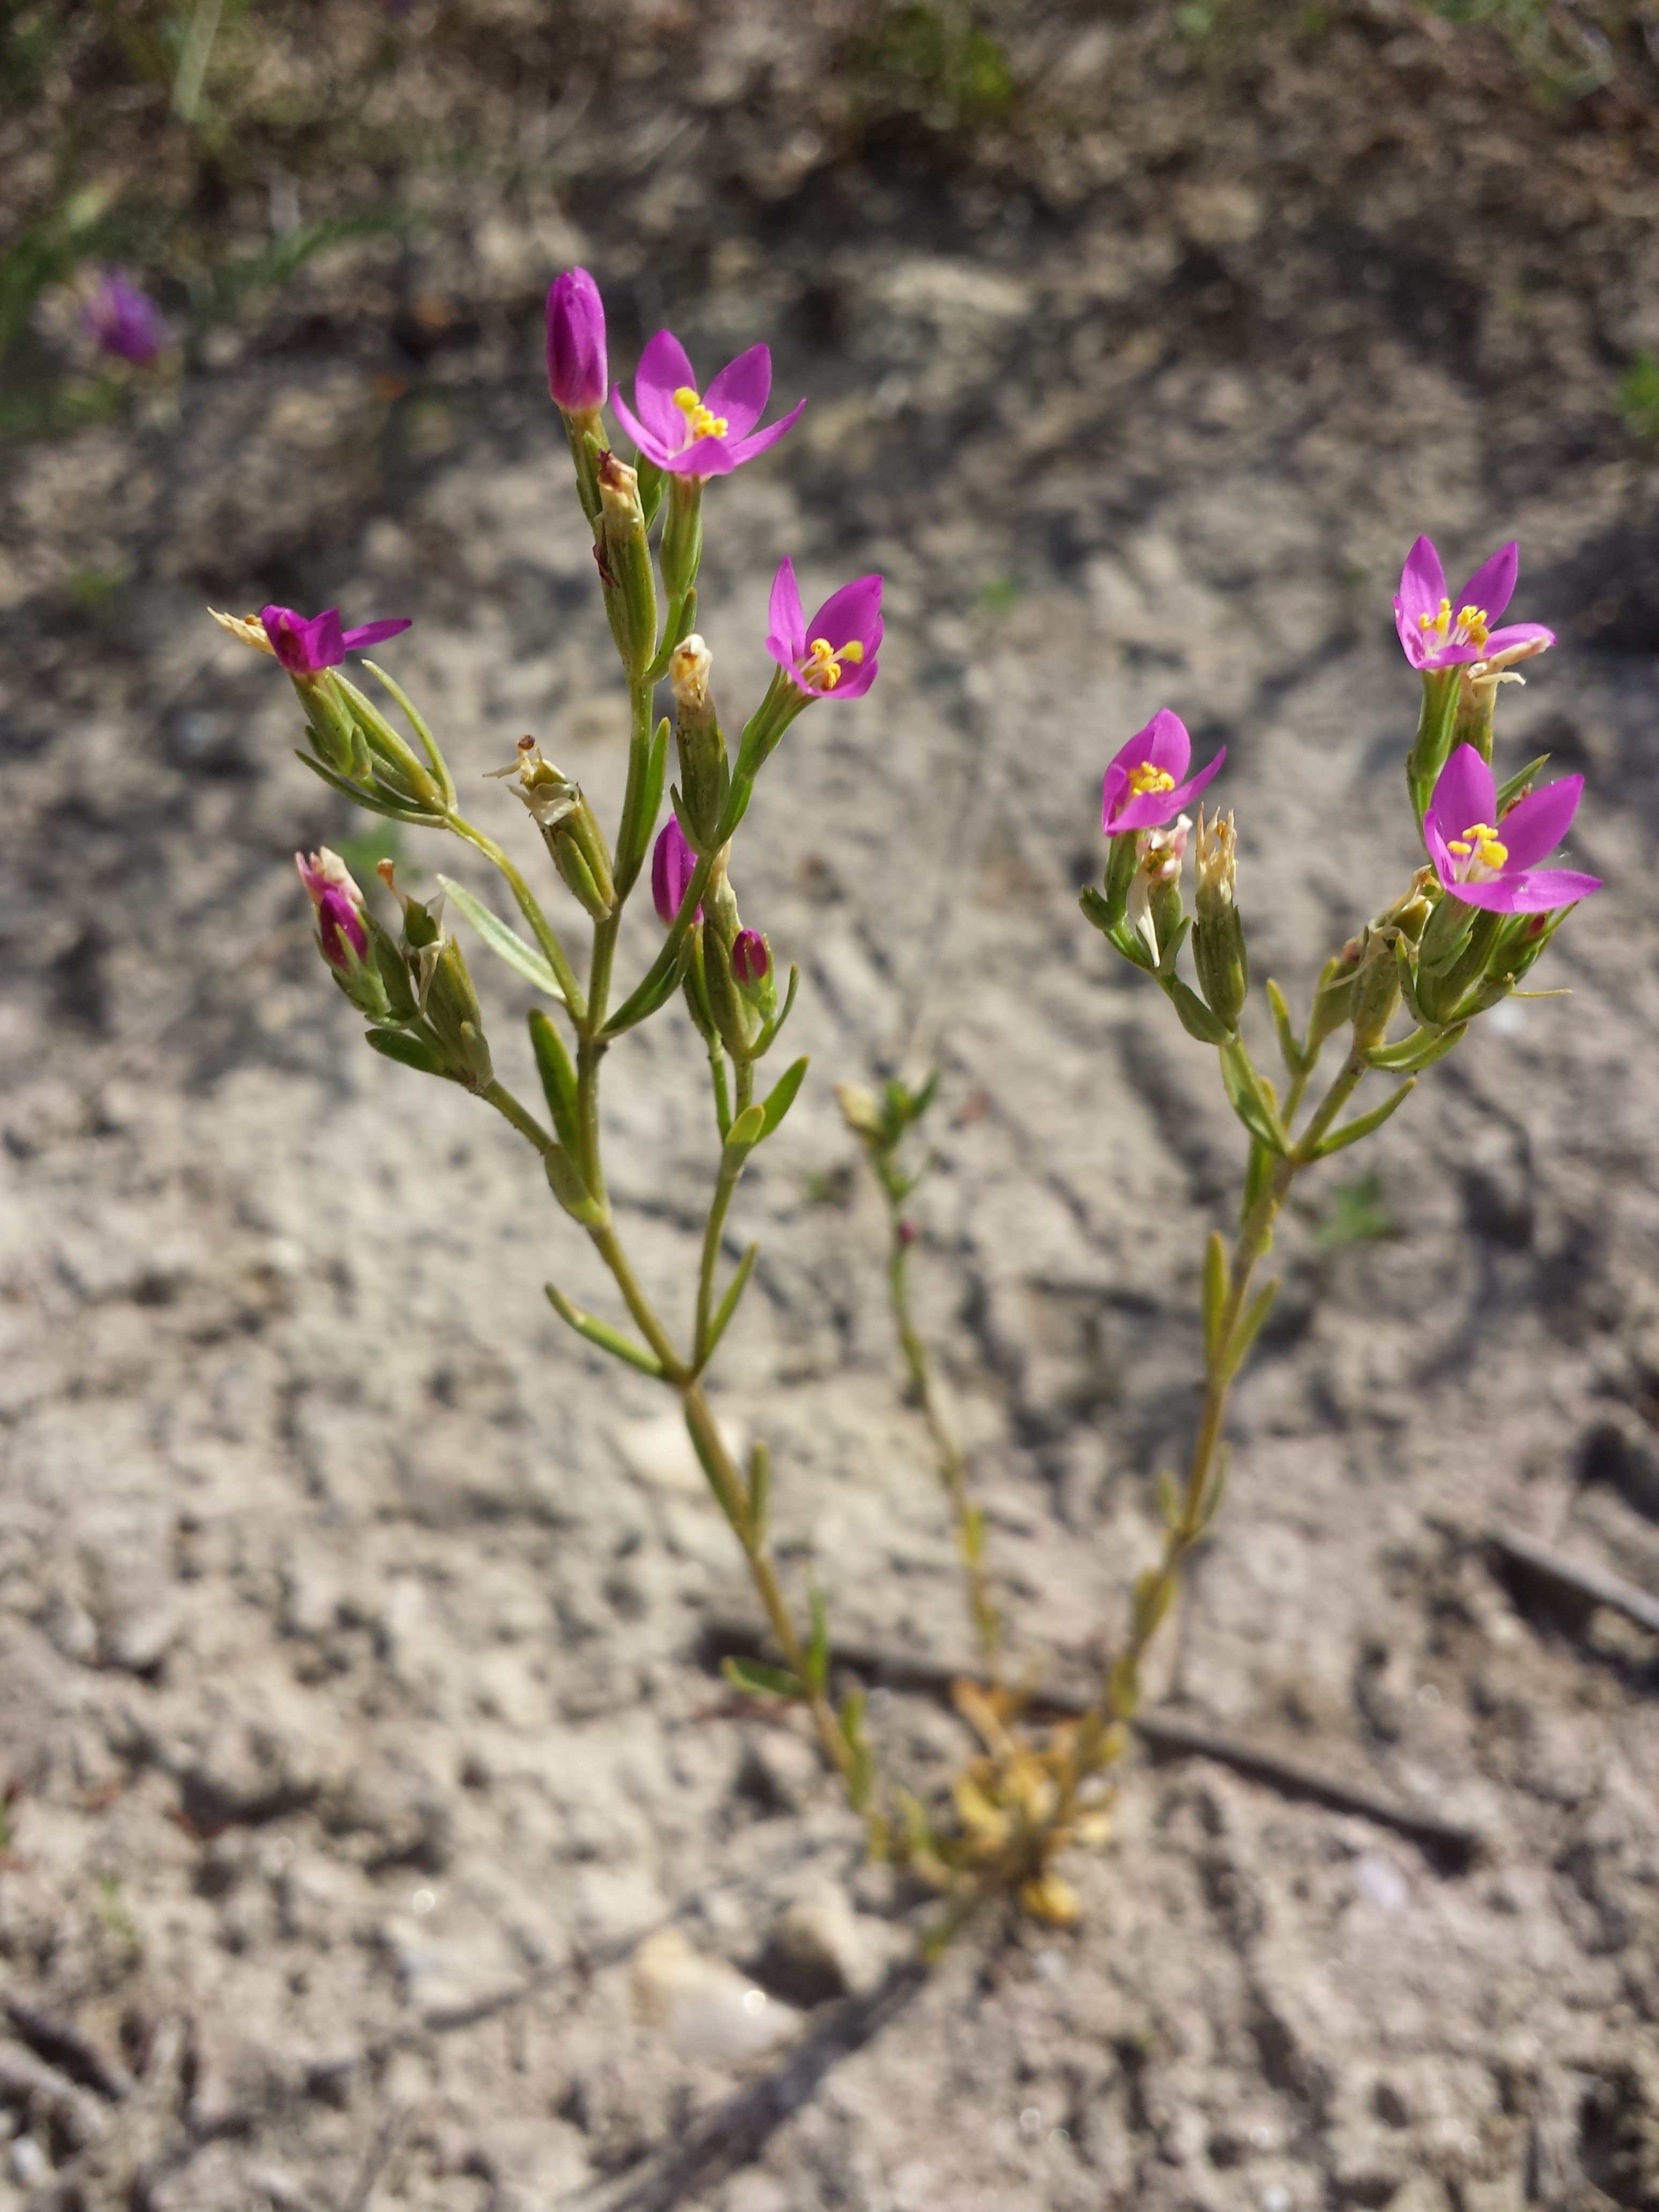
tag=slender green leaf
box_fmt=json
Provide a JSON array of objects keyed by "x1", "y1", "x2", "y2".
[
  {"x1": 296, "y1": 749, "x2": 442, "y2": 824},
  {"x1": 724, "y1": 1103, "x2": 766, "y2": 1162},
  {"x1": 1164, "y1": 976, "x2": 1232, "y2": 1044},
  {"x1": 364, "y1": 1027, "x2": 449, "y2": 1077},
  {"x1": 806, "y1": 1586, "x2": 830, "y2": 1697},
  {"x1": 1265, "y1": 977, "x2": 1302, "y2": 1073},
  {"x1": 1156, "y1": 1469, "x2": 1182, "y2": 1530},
  {"x1": 604, "y1": 849, "x2": 717, "y2": 1035},
  {"x1": 1201, "y1": 1230, "x2": 1228, "y2": 1362},
  {"x1": 1220, "y1": 1040, "x2": 1287, "y2": 1154},
  {"x1": 528, "y1": 1010, "x2": 581, "y2": 1155},
  {"x1": 1309, "y1": 1078, "x2": 1416, "y2": 1160},
  {"x1": 1366, "y1": 1023, "x2": 1465, "y2": 1074},
  {"x1": 1220, "y1": 1280, "x2": 1279, "y2": 1384},
  {"x1": 746, "y1": 1439, "x2": 772, "y2": 1545},
  {"x1": 758, "y1": 1056, "x2": 809, "y2": 1140},
  {"x1": 360, "y1": 659, "x2": 455, "y2": 804},
  {"x1": 544, "y1": 1282, "x2": 662, "y2": 1377},
  {"x1": 706, "y1": 1243, "x2": 759, "y2": 1358},
  {"x1": 723, "y1": 1655, "x2": 803, "y2": 1701},
  {"x1": 543, "y1": 1143, "x2": 606, "y2": 1225},
  {"x1": 1494, "y1": 752, "x2": 1552, "y2": 814},
  {"x1": 438, "y1": 876, "x2": 564, "y2": 1000}
]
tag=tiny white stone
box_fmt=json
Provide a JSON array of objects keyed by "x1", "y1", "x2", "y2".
[
  {"x1": 1260, "y1": 2186, "x2": 1293, "y2": 2212},
  {"x1": 411, "y1": 1888, "x2": 436, "y2": 1916},
  {"x1": 1019, "y1": 2107, "x2": 1043, "y2": 2137},
  {"x1": 742, "y1": 1987, "x2": 767, "y2": 2016},
  {"x1": 1354, "y1": 1854, "x2": 1410, "y2": 1914},
  {"x1": 1417, "y1": 1683, "x2": 1442, "y2": 1708}
]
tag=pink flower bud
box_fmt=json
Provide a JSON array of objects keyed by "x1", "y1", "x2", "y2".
[
  {"x1": 731, "y1": 928, "x2": 770, "y2": 986},
  {"x1": 261, "y1": 605, "x2": 410, "y2": 677},
  {"x1": 296, "y1": 849, "x2": 368, "y2": 969},
  {"x1": 651, "y1": 819, "x2": 701, "y2": 928},
  {"x1": 546, "y1": 268, "x2": 608, "y2": 415},
  {"x1": 896, "y1": 1219, "x2": 917, "y2": 1248}
]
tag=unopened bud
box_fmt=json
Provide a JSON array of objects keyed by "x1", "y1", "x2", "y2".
[
  {"x1": 652, "y1": 818, "x2": 702, "y2": 929},
  {"x1": 1307, "y1": 937, "x2": 1363, "y2": 1053},
  {"x1": 835, "y1": 1083, "x2": 886, "y2": 1142},
  {"x1": 1348, "y1": 926, "x2": 1402, "y2": 1048},
  {"x1": 595, "y1": 450, "x2": 656, "y2": 681},
  {"x1": 661, "y1": 474, "x2": 704, "y2": 602},
  {"x1": 701, "y1": 924, "x2": 753, "y2": 1060},
  {"x1": 670, "y1": 634, "x2": 729, "y2": 850},
  {"x1": 1191, "y1": 808, "x2": 1246, "y2": 1032},
  {"x1": 1126, "y1": 816, "x2": 1190, "y2": 962},
  {"x1": 732, "y1": 928, "x2": 772, "y2": 991}
]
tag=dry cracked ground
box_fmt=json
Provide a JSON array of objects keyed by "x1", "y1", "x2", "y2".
[{"x1": 5, "y1": 3, "x2": 1659, "y2": 2207}]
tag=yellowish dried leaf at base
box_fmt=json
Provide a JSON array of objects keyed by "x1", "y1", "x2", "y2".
[{"x1": 1019, "y1": 1872, "x2": 1080, "y2": 1925}]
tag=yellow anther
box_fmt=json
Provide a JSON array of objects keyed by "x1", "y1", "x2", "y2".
[
  {"x1": 1419, "y1": 597, "x2": 1452, "y2": 641},
  {"x1": 800, "y1": 636, "x2": 862, "y2": 690},
  {"x1": 1457, "y1": 603, "x2": 1490, "y2": 647},
  {"x1": 673, "y1": 385, "x2": 729, "y2": 440},
  {"x1": 1452, "y1": 820, "x2": 1508, "y2": 875},
  {"x1": 1128, "y1": 761, "x2": 1177, "y2": 797},
  {"x1": 1478, "y1": 837, "x2": 1507, "y2": 868},
  {"x1": 1447, "y1": 839, "x2": 1471, "y2": 858}
]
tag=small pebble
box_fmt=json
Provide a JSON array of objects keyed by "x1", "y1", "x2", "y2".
[
  {"x1": 1354, "y1": 1854, "x2": 1410, "y2": 1914},
  {"x1": 9, "y1": 2137, "x2": 49, "y2": 2188},
  {"x1": 632, "y1": 1928, "x2": 799, "y2": 2064},
  {"x1": 1260, "y1": 2187, "x2": 1293, "y2": 2212}
]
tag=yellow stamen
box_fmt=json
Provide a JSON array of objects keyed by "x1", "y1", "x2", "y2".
[
  {"x1": 1418, "y1": 598, "x2": 1452, "y2": 641},
  {"x1": 673, "y1": 385, "x2": 729, "y2": 441},
  {"x1": 800, "y1": 636, "x2": 863, "y2": 690},
  {"x1": 1457, "y1": 603, "x2": 1489, "y2": 647},
  {"x1": 1455, "y1": 821, "x2": 1508, "y2": 872},
  {"x1": 1128, "y1": 761, "x2": 1177, "y2": 797}
]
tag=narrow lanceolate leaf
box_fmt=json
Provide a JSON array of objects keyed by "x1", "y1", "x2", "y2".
[
  {"x1": 364, "y1": 1027, "x2": 450, "y2": 1078},
  {"x1": 746, "y1": 1439, "x2": 772, "y2": 1545},
  {"x1": 759, "y1": 1056, "x2": 809, "y2": 1139},
  {"x1": 438, "y1": 876, "x2": 564, "y2": 1000},
  {"x1": 806, "y1": 1586, "x2": 830, "y2": 1697},
  {"x1": 1220, "y1": 1280, "x2": 1279, "y2": 1384},
  {"x1": 1366, "y1": 1024, "x2": 1465, "y2": 1074},
  {"x1": 1310, "y1": 1078, "x2": 1416, "y2": 1160},
  {"x1": 1265, "y1": 978, "x2": 1302, "y2": 1074},
  {"x1": 543, "y1": 1142, "x2": 606, "y2": 1225},
  {"x1": 723, "y1": 1103, "x2": 766, "y2": 1163},
  {"x1": 1494, "y1": 751, "x2": 1552, "y2": 814},
  {"x1": 1220, "y1": 1040, "x2": 1287, "y2": 1155},
  {"x1": 360, "y1": 659, "x2": 456, "y2": 805},
  {"x1": 297, "y1": 749, "x2": 443, "y2": 824},
  {"x1": 1202, "y1": 1229, "x2": 1228, "y2": 1363},
  {"x1": 1156, "y1": 1469, "x2": 1182, "y2": 1530},
  {"x1": 544, "y1": 1282, "x2": 662, "y2": 1377},
  {"x1": 1164, "y1": 977, "x2": 1232, "y2": 1045},
  {"x1": 722, "y1": 1655, "x2": 803, "y2": 1701},
  {"x1": 706, "y1": 1243, "x2": 759, "y2": 1357},
  {"x1": 528, "y1": 1010, "x2": 581, "y2": 1156}
]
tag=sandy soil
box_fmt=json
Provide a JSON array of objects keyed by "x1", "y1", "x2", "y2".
[{"x1": 4, "y1": 3, "x2": 1659, "y2": 2207}]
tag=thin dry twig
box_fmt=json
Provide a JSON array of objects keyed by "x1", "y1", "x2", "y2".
[{"x1": 1490, "y1": 1525, "x2": 1659, "y2": 1640}]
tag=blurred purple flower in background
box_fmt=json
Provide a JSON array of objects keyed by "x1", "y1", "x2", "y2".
[
  {"x1": 612, "y1": 332, "x2": 804, "y2": 477},
  {"x1": 1424, "y1": 745, "x2": 1601, "y2": 911},
  {"x1": 260, "y1": 604, "x2": 412, "y2": 677},
  {"x1": 84, "y1": 271, "x2": 166, "y2": 366},
  {"x1": 1393, "y1": 536, "x2": 1554, "y2": 671},
  {"x1": 1101, "y1": 709, "x2": 1224, "y2": 835},
  {"x1": 652, "y1": 819, "x2": 702, "y2": 926},
  {"x1": 546, "y1": 268, "x2": 607, "y2": 414},
  {"x1": 765, "y1": 557, "x2": 883, "y2": 699}
]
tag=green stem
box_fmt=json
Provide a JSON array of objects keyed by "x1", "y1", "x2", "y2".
[
  {"x1": 694, "y1": 1063, "x2": 751, "y2": 1367},
  {"x1": 448, "y1": 814, "x2": 586, "y2": 1020},
  {"x1": 886, "y1": 1199, "x2": 1002, "y2": 1673},
  {"x1": 481, "y1": 1080, "x2": 553, "y2": 1154}
]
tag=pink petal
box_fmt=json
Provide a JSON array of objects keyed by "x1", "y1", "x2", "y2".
[
  {"x1": 1449, "y1": 867, "x2": 1601, "y2": 913},
  {"x1": 1168, "y1": 746, "x2": 1225, "y2": 812},
  {"x1": 726, "y1": 399, "x2": 807, "y2": 466},
  {"x1": 1394, "y1": 599, "x2": 1432, "y2": 668},
  {"x1": 610, "y1": 385, "x2": 671, "y2": 467},
  {"x1": 1458, "y1": 541, "x2": 1518, "y2": 626},
  {"x1": 1101, "y1": 763, "x2": 1130, "y2": 832},
  {"x1": 806, "y1": 573, "x2": 884, "y2": 653},
  {"x1": 1423, "y1": 812, "x2": 1459, "y2": 894},
  {"x1": 339, "y1": 617, "x2": 412, "y2": 653},
  {"x1": 633, "y1": 330, "x2": 699, "y2": 451},
  {"x1": 661, "y1": 436, "x2": 736, "y2": 477},
  {"x1": 1428, "y1": 745, "x2": 1496, "y2": 839},
  {"x1": 1141, "y1": 708, "x2": 1192, "y2": 779},
  {"x1": 1397, "y1": 536, "x2": 1446, "y2": 625},
  {"x1": 703, "y1": 344, "x2": 772, "y2": 440},
  {"x1": 1497, "y1": 776, "x2": 1582, "y2": 871},
  {"x1": 826, "y1": 643, "x2": 880, "y2": 700},
  {"x1": 1481, "y1": 621, "x2": 1554, "y2": 658},
  {"x1": 767, "y1": 558, "x2": 806, "y2": 661}
]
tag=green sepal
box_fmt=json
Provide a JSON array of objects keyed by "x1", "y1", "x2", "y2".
[
  {"x1": 604, "y1": 846, "x2": 717, "y2": 1036},
  {"x1": 371, "y1": 934, "x2": 420, "y2": 1023},
  {"x1": 1307, "y1": 1078, "x2": 1416, "y2": 1160},
  {"x1": 1219, "y1": 1279, "x2": 1279, "y2": 1383},
  {"x1": 1494, "y1": 752, "x2": 1551, "y2": 815},
  {"x1": 1366, "y1": 1023, "x2": 1465, "y2": 1073},
  {"x1": 1220, "y1": 1040, "x2": 1288, "y2": 1154},
  {"x1": 437, "y1": 875, "x2": 565, "y2": 1000},
  {"x1": 703, "y1": 925, "x2": 752, "y2": 1060},
  {"x1": 705, "y1": 1243, "x2": 759, "y2": 1359},
  {"x1": 296, "y1": 749, "x2": 445, "y2": 825},
  {"x1": 746, "y1": 1438, "x2": 772, "y2": 1545},
  {"x1": 1154, "y1": 910, "x2": 1192, "y2": 980},
  {"x1": 334, "y1": 672, "x2": 445, "y2": 812},
  {"x1": 646, "y1": 587, "x2": 699, "y2": 684},
  {"x1": 637, "y1": 453, "x2": 667, "y2": 531},
  {"x1": 1079, "y1": 886, "x2": 1117, "y2": 937},
  {"x1": 753, "y1": 966, "x2": 801, "y2": 1058},
  {"x1": 806, "y1": 1586, "x2": 831, "y2": 1697},
  {"x1": 759, "y1": 1055, "x2": 809, "y2": 1139},
  {"x1": 548, "y1": 822, "x2": 611, "y2": 921},
  {"x1": 1265, "y1": 977, "x2": 1302, "y2": 1074},
  {"x1": 359, "y1": 660, "x2": 455, "y2": 807},
  {"x1": 1163, "y1": 975, "x2": 1234, "y2": 1044},
  {"x1": 723, "y1": 1655, "x2": 803, "y2": 1701},
  {"x1": 364, "y1": 1026, "x2": 450, "y2": 1078},
  {"x1": 615, "y1": 714, "x2": 669, "y2": 900},
  {"x1": 1406, "y1": 667, "x2": 1461, "y2": 819},
  {"x1": 528, "y1": 1010, "x2": 580, "y2": 1155},
  {"x1": 1201, "y1": 1229, "x2": 1228, "y2": 1362},
  {"x1": 544, "y1": 1281, "x2": 662, "y2": 1377},
  {"x1": 544, "y1": 1142, "x2": 607, "y2": 1225},
  {"x1": 723, "y1": 1103, "x2": 766, "y2": 1168}
]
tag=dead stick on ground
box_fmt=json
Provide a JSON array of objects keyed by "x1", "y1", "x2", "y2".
[
  {"x1": 703, "y1": 1617, "x2": 1483, "y2": 1867},
  {"x1": 1489, "y1": 1526, "x2": 1659, "y2": 1640}
]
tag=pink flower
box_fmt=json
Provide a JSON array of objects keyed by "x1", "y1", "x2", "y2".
[
  {"x1": 1423, "y1": 746, "x2": 1601, "y2": 913},
  {"x1": 85, "y1": 271, "x2": 166, "y2": 365},
  {"x1": 764, "y1": 557, "x2": 883, "y2": 700},
  {"x1": 260, "y1": 604, "x2": 412, "y2": 677},
  {"x1": 295, "y1": 849, "x2": 369, "y2": 968},
  {"x1": 652, "y1": 819, "x2": 702, "y2": 926},
  {"x1": 610, "y1": 331, "x2": 804, "y2": 479},
  {"x1": 732, "y1": 929, "x2": 770, "y2": 985},
  {"x1": 1101, "y1": 710, "x2": 1224, "y2": 835},
  {"x1": 545, "y1": 268, "x2": 607, "y2": 414},
  {"x1": 1393, "y1": 537, "x2": 1554, "y2": 672}
]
